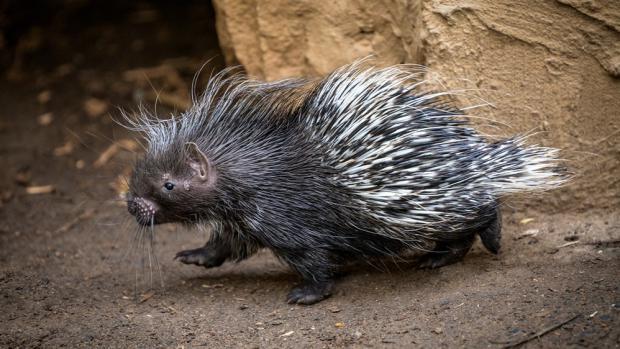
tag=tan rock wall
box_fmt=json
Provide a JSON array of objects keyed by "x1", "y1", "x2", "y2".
[
  {"x1": 213, "y1": 0, "x2": 620, "y2": 212},
  {"x1": 213, "y1": 0, "x2": 426, "y2": 79}
]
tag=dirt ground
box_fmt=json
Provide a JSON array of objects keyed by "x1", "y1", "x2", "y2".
[{"x1": 0, "y1": 2, "x2": 618, "y2": 348}]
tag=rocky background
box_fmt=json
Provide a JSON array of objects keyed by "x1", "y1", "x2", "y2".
[{"x1": 213, "y1": 0, "x2": 620, "y2": 212}]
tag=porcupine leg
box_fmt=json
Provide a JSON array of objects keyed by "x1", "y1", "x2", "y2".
[
  {"x1": 418, "y1": 234, "x2": 476, "y2": 269},
  {"x1": 282, "y1": 251, "x2": 336, "y2": 305},
  {"x1": 478, "y1": 206, "x2": 502, "y2": 254},
  {"x1": 287, "y1": 280, "x2": 334, "y2": 305},
  {"x1": 175, "y1": 236, "x2": 232, "y2": 268},
  {"x1": 419, "y1": 205, "x2": 502, "y2": 268}
]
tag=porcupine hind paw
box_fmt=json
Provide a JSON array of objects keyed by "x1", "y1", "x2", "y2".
[
  {"x1": 287, "y1": 280, "x2": 334, "y2": 305},
  {"x1": 478, "y1": 207, "x2": 502, "y2": 255},
  {"x1": 174, "y1": 246, "x2": 228, "y2": 268},
  {"x1": 418, "y1": 235, "x2": 476, "y2": 269}
]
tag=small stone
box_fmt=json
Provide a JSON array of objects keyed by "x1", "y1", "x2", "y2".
[
  {"x1": 84, "y1": 97, "x2": 108, "y2": 118},
  {"x1": 37, "y1": 113, "x2": 53, "y2": 125},
  {"x1": 520, "y1": 218, "x2": 534, "y2": 225},
  {"x1": 37, "y1": 90, "x2": 51, "y2": 104},
  {"x1": 53, "y1": 141, "x2": 75, "y2": 156},
  {"x1": 25, "y1": 185, "x2": 55, "y2": 195},
  {"x1": 15, "y1": 169, "x2": 31, "y2": 186}
]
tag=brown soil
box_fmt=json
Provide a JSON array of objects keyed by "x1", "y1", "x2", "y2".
[{"x1": 0, "y1": 2, "x2": 618, "y2": 348}]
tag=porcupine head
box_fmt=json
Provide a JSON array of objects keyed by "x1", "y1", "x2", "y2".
[{"x1": 126, "y1": 141, "x2": 216, "y2": 227}]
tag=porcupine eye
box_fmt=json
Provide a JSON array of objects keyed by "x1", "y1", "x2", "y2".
[{"x1": 163, "y1": 182, "x2": 175, "y2": 191}]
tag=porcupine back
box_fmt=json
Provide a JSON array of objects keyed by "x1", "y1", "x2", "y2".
[{"x1": 297, "y1": 64, "x2": 567, "y2": 240}]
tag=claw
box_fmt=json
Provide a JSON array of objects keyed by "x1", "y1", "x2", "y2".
[{"x1": 175, "y1": 247, "x2": 226, "y2": 268}]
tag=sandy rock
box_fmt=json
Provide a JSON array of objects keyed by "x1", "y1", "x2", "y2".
[
  {"x1": 212, "y1": 0, "x2": 620, "y2": 212},
  {"x1": 213, "y1": 0, "x2": 424, "y2": 80}
]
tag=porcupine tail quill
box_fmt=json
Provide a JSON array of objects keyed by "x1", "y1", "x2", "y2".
[
  {"x1": 477, "y1": 136, "x2": 569, "y2": 196},
  {"x1": 292, "y1": 60, "x2": 569, "y2": 257},
  {"x1": 474, "y1": 137, "x2": 568, "y2": 253}
]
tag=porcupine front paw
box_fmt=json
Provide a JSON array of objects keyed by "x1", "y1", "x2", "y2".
[
  {"x1": 174, "y1": 247, "x2": 227, "y2": 268},
  {"x1": 287, "y1": 281, "x2": 334, "y2": 305}
]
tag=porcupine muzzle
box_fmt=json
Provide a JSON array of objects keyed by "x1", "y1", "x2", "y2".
[{"x1": 127, "y1": 196, "x2": 160, "y2": 226}]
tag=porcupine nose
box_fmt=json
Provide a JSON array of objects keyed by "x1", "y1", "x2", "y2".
[{"x1": 127, "y1": 197, "x2": 157, "y2": 226}]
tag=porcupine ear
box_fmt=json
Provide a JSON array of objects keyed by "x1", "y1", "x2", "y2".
[{"x1": 185, "y1": 142, "x2": 216, "y2": 185}]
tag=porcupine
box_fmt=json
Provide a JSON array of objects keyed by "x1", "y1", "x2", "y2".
[{"x1": 124, "y1": 63, "x2": 567, "y2": 305}]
